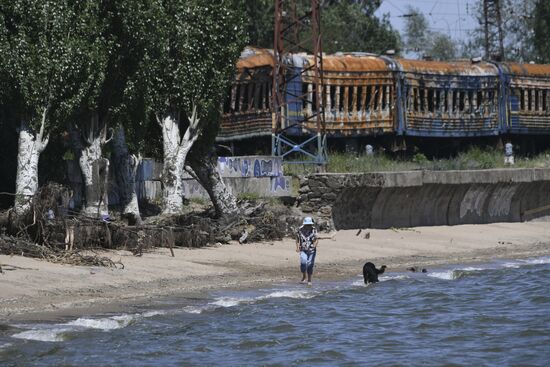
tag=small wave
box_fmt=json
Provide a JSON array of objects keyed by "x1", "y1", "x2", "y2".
[
  {"x1": 142, "y1": 310, "x2": 166, "y2": 318},
  {"x1": 261, "y1": 290, "x2": 315, "y2": 300},
  {"x1": 427, "y1": 270, "x2": 455, "y2": 280},
  {"x1": 182, "y1": 305, "x2": 210, "y2": 314},
  {"x1": 460, "y1": 266, "x2": 486, "y2": 271},
  {"x1": 185, "y1": 289, "x2": 317, "y2": 314},
  {"x1": 350, "y1": 274, "x2": 408, "y2": 287},
  {"x1": 10, "y1": 310, "x2": 165, "y2": 342},
  {"x1": 521, "y1": 257, "x2": 550, "y2": 265},
  {"x1": 0, "y1": 342, "x2": 12, "y2": 350},
  {"x1": 12, "y1": 328, "x2": 70, "y2": 342},
  {"x1": 65, "y1": 315, "x2": 134, "y2": 331},
  {"x1": 210, "y1": 297, "x2": 251, "y2": 308}
]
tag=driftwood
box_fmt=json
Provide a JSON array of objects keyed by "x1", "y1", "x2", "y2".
[
  {"x1": 1, "y1": 183, "x2": 303, "y2": 266},
  {"x1": 0, "y1": 234, "x2": 122, "y2": 268}
]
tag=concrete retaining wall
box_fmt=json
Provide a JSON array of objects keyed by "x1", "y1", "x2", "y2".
[
  {"x1": 68, "y1": 155, "x2": 291, "y2": 207},
  {"x1": 297, "y1": 169, "x2": 550, "y2": 229}
]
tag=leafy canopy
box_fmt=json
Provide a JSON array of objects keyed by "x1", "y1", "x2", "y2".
[
  {"x1": 245, "y1": 0, "x2": 400, "y2": 54},
  {"x1": 0, "y1": 0, "x2": 109, "y2": 132},
  {"x1": 127, "y1": 0, "x2": 247, "y2": 124}
]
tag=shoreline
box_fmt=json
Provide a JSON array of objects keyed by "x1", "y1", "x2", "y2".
[{"x1": 1, "y1": 221, "x2": 550, "y2": 322}]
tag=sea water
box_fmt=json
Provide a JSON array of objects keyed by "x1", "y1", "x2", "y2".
[{"x1": 1, "y1": 257, "x2": 549, "y2": 366}]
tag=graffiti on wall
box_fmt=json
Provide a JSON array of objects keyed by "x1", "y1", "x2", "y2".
[
  {"x1": 271, "y1": 176, "x2": 290, "y2": 193},
  {"x1": 218, "y1": 156, "x2": 283, "y2": 178}
]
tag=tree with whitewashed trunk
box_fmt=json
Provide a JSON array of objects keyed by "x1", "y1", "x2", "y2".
[
  {"x1": 70, "y1": 116, "x2": 111, "y2": 217},
  {"x1": 127, "y1": 0, "x2": 247, "y2": 215},
  {"x1": 66, "y1": 2, "x2": 127, "y2": 217},
  {"x1": 0, "y1": 1, "x2": 104, "y2": 215}
]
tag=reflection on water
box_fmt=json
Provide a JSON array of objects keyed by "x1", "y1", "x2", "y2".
[{"x1": 1, "y1": 257, "x2": 550, "y2": 366}]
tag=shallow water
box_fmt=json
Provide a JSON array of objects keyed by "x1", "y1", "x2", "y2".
[{"x1": 1, "y1": 257, "x2": 549, "y2": 366}]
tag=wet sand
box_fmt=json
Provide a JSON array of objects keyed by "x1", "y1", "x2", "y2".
[{"x1": 1, "y1": 221, "x2": 550, "y2": 321}]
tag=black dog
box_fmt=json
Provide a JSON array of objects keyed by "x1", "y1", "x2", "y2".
[{"x1": 363, "y1": 262, "x2": 387, "y2": 284}]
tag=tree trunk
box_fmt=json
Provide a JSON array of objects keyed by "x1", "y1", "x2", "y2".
[
  {"x1": 14, "y1": 118, "x2": 49, "y2": 215},
  {"x1": 71, "y1": 113, "x2": 110, "y2": 217},
  {"x1": 188, "y1": 152, "x2": 238, "y2": 218},
  {"x1": 158, "y1": 105, "x2": 201, "y2": 215},
  {"x1": 112, "y1": 126, "x2": 141, "y2": 224}
]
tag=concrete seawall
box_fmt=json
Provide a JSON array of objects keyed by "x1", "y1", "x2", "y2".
[{"x1": 297, "y1": 169, "x2": 550, "y2": 230}]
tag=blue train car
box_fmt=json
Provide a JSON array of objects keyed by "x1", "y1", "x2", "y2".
[
  {"x1": 499, "y1": 62, "x2": 550, "y2": 135},
  {"x1": 301, "y1": 53, "x2": 399, "y2": 137},
  {"x1": 396, "y1": 59, "x2": 502, "y2": 137}
]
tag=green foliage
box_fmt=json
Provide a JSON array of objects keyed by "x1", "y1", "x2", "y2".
[
  {"x1": 127, "y1": 0, "x2": 247, "y2": 125},
  {"x1": 284, "y1": 148, "x2": 550, "y2": 175},
  {"x1": 245, "y1": 0, "x2": 274, "y2": 49},
  {"x1": 321, "y1": 3, "x2": 400, "y2": 54},
  {"x1": 429, "y1": 33, "x2": 457, "y2": 61},
  {"x1": 403, "y1": 7, "x2": 456, "y2": 60},
  {"x1": 412, "y1": 152, "x2": 428, "y2": 164},
  {"x1": 62, "y1": 150, "x2": 75, "y2": 161},
  {"x1": 244, "y1": 0, "x2": 400, "y2": 54},
  {"x1": 0, "y1": 1, "x2": 110, "y2": 132},
  {"x1": 534, "y1": 0, "x2": 550, "y2": 63},
  {"x1": 463, "y1": 0, "x2": 537, "y2": 62},
  {"x1": 403, "y1": 7, "x2": 429, "y2": 54}
]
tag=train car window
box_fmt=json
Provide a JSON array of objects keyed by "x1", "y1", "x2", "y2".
[
  {"x1": 535, "y1": 89, "x2": 539, "y2": 111},
  {"x1": 427, "y1": 89, "x2": 434, "y2": 112},
  {"x1": 235, "y1": 84, "x2": 242, "y2": 112},
  {"x1": 373, "y1": 86, "x2": 380, "y2": 111},
  {"x1": 357, "y1": 86, "x2": 363, "y2": 112},
  {"x1": 528, "y1": 89, "x2": 533, "y2": 111},
  {"x1": 348, "y1": 86, "x2": 355, "y2": 113},
  {"x1": 223, "y1": 86, "x2": 231, "y2": 113},
  {"x1": 311, "y1": 83, "x2": 317, "y2": 113},
  {"x1": 338, "y1": 86, "x2": 344, "y2": 112},
  {"x1": 443, "y1": 90, "x2": 449, "y2": 112},
  {"x1": 302, "y1": 82, "x2": 309, "y2": 111},
  {"x1": 467, "y1": 91, "x2": 474, "y2": 113},
  {"x1": 543, "y1": 90, "x2": 548, "y2": 112},
  {"x1": 381, "y1": 86, "x2": 387, "y2": 110},
  {"x1": 519, "y1": 89, "x2": 525, "y2": 110},
  {"x1": 388, "y1": 86, "x2": 393, "y2": 109},
  {"x1": 413, "y1": 88, "x2": 418, "y2": 112},
  {"x1": 254, "y1": 83, "x2": 265, "y2": 110},
  {"x1": 435, "y1": 90, "x2": 441, "y2": 112},
  {"x1": 242, "y1": 83, "x2": 250, "y2": 112},
  {"x1": 477, "y1": 91, "x2": 483, "y2": 112},
  {"x1": 266, "y1": 81, "x2": 272, "y2": 109},
  {"x1": 459, "y1": 91, "x2": 465, "y2": 111},
  {"x1": 419, "y1": 89, "x2": 425, "y2": 112},
  {"x1": 329, "y1": 85, "x2": 336, "y2": 113},
  {"x1": 451, "y1": 90, "x2": 456, "y2": 112},
  {"x1": 247, "y1": 83, "x2": 254, "y2": 111},
  {"x1": 366, "y1": 86, "x2": 372, "y2": 112}
]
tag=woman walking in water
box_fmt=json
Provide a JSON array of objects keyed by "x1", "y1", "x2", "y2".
[{"x1": 296, "y1": 217, "x2": 318, "y2": 286}]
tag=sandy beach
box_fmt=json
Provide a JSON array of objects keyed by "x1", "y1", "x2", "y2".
[{"x1": 1, "y1": 221, "x2": 550, "y2": 321}]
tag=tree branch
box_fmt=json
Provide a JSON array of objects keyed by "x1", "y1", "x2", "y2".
[{"x1": 180, "y1": 103, "x2": 202, "y2": 149}]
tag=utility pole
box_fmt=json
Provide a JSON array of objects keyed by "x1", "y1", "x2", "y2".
[
  {"x1": 483, "y1": 0, "x2": 505, "y2": 61},
  {"x1": 272, "y1": 0, "x2": 327, "y2": 167}
]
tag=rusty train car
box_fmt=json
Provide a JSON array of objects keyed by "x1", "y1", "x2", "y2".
[{"x1": 218, "y1": 48, "x2": 550, "y2": 152}]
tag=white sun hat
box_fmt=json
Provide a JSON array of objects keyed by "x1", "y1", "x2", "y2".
[{"x1": 302, "y1": 217, "x2": 314, "y2": 225}]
